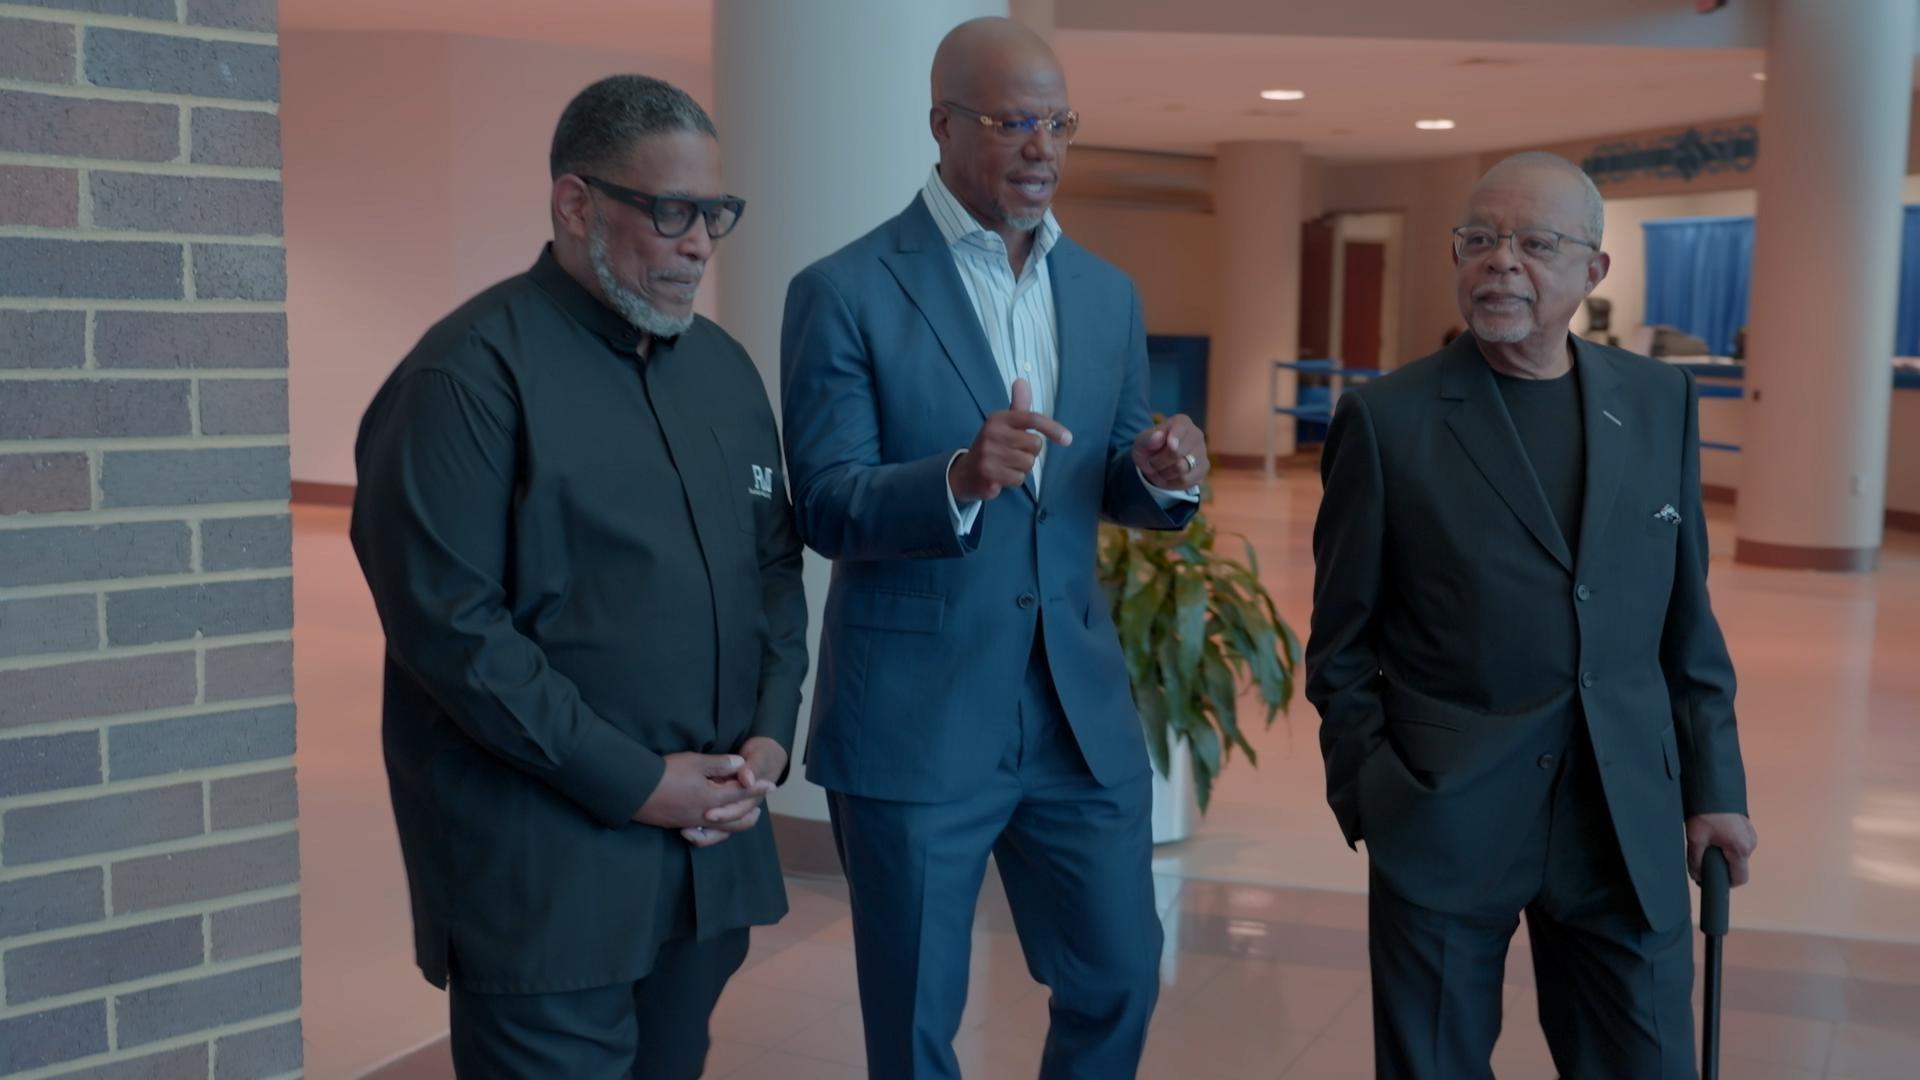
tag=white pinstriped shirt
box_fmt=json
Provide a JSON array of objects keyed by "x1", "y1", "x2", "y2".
[
  {"x1": 923, "y1": 166, "x2": 1064, "y2": 497},
  {"x1": 924, "y1": 168, "x2": 1195, "y2": 533}
]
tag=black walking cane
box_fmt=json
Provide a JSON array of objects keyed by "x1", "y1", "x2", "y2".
[{"x1": 1699, "y1": 846, "x2": 1731, "y2": 1080}]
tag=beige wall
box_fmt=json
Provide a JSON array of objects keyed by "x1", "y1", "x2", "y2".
[
  {"x1": 282, "y1": 31, "x2": 713, "y2": 486},
  {"x1": 1055, "y1": 197, "x2": 1218, "y2": 338}
]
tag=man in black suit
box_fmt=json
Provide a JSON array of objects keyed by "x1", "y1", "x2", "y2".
[
  {"x1": 352, "y1": 76, "x2": 807, "y2": 1078},
  {"x1": 1307, "y1": 152, "x2": 1757, "y2": 1079}
]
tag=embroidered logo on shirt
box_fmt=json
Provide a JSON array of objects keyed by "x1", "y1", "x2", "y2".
[{"x1": 749, "y1": 465, "x2": 775, "y2": 500}]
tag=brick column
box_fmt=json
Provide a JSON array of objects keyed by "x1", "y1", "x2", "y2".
[{"x1": 0, "y1": 1, "x2": 302, "y2": 1076}]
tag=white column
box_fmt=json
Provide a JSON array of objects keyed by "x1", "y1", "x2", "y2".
[
  {"x1": 1735, "y1": 0, "x2": 1916, "y2": 571},
  {"x1": 1209, "y1": 141, "x2": 1304, "y2": 469},
  {"x1": 713, "y1": 0, "x2": 1006, "y2": 821}
]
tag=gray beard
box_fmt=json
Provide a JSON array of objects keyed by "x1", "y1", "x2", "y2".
[
  {"x1": 1005, "y1": 210, "x2": 1046, "y2": 232},
  {"x1": 1469, "y1": 313, "x2": 1531, "y2": 344},
  {"x1": 589, "y1": 217, "x2": 695, "y2": 339}
]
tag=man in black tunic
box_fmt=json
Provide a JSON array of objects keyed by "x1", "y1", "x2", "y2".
[
  {"x1": 1307, "y1": 152, "x2": 1757, "y2": 1078},
  {"x1": 350, "y1": 75, "x2": 808, "y2": 1078}
]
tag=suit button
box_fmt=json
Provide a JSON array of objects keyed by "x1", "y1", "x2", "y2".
[
  {"x1": 1537, "y1": 753, "x2": 1556, "y2": 770},
  {"x1": 1017, "y1": 593, "x2": 1037, "y2": 610},
  {"x1": 1576, "y1": 584, "x2": 1591, "y2": 601},
  {"x1": 1037, "y1": 509, "x2": 1051, "y2": 524},
  {"x1": 1580, "y1": 671, "x2": 1596, "y2": 688}
]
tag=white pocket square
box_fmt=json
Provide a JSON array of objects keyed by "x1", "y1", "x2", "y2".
[{"x1": 1653, "y1": 504, "x2": 1682, "y2": 525}]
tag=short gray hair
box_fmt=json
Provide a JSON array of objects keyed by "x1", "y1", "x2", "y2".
[
  {"x1": 1490, "y1": 151, "x2": 1605, "y2": 246},
  {"x1": 549, "y1": 75, "x2": 717, "y2": 181}
]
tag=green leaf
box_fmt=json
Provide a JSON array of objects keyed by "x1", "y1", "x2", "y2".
[
  {"x1": 1095, "y1": 502, "x2": 1303, "y2": 817},
  {"x1": 1201, "y1": 644, "x2": 1255, "y2": 766},
  {"x1": 1188, "y1": 724, "x2": 1223, "y2": 812},
  {"x1": 1174, "y1": 570, "x2": 1206, "y2": 681},
  {"x1": 1138, "y1": 684, "x2": 1172, "y2": 780},
  {"x1": 1119, "y1": 573, "x2": 1169, "y2": 661},
  {"x1": 1155, "y1": 634, "x2": 1186, "y2": 708}
]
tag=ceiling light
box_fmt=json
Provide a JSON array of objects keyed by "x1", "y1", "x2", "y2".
[
  {"x1": 1752, "y1": 72, "x2": 1767, "y2": 81},
  {"x1": 1260, "y1": 89, "x2": 1307, "y2": 101},
  {"x1": 1415, "y1": 119, "x2": 1456, "y2": 130}
]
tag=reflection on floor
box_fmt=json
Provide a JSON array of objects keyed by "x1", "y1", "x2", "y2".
[
  {"x1": 364, "y1": 872, "x2": 1920, "y2": 1080},
  {"x1": 293, "y1": 467, "x2": 1920, "y2": 1078}
]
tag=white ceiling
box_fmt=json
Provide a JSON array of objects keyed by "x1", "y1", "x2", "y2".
[
  {"x1": 277, "y1": 1, "x2": 1893, "y2": 163},
  {"x1": 1058, "y1": 32, "x2": 1769, "y2": 159}
]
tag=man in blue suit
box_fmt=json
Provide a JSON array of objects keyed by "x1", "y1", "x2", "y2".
[{"x1": 780, "y1": 16, "x2": 1209, "y2": 1078}]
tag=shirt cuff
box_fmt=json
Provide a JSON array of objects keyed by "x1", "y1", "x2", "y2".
[
  {"x1": 947, "y1": 450, "x2": 983, "y2": 536},
  {"x1": 1139, "y1": 466, "x2": 1200, "y2": 507}
]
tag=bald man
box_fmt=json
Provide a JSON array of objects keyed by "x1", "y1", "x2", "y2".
[
  {"x1": 1306, "y1": 152, "x2": 1757, "y2": 1078},
  {"x1": 780, "y1": 16, "x2": 1207, "y2": 1077}
]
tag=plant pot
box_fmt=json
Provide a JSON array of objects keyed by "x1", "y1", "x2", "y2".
[{"x1": 1150, "y1": 740, "x2": 1200, "y2": 845}]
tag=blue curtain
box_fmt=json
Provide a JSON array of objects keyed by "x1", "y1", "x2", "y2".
[
  {"x1": 1895, "y1": 206, "x2": 1920, "y2": 356},
  {"x1": 1646, "y1": 207, "x2": 1920, "y2": 356},
  {"x1": 1643, "y1": 215, "x2": 1753, "y2": 356}
]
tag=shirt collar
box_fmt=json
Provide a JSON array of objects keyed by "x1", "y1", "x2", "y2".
[
  {"x1": 922, "y1": 166, "x2": 1062, "y2": 267},
  {"x1": 527, "y1": 243, "x2": 676, "y2": 355}
]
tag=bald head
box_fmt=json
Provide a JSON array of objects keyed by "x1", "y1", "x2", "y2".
[
  {"x1": 1473, "y1": 152, "x2": 1605, "y2": 247},
  {"x1": 931, "y1": 16, "x2": 1062, "y2": 107},
  {"x1": 927, "y1": 16, "x2": 1072, "y2": 248}
]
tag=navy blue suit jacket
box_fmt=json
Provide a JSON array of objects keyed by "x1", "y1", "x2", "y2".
[{"x1": 780, "y1": 196, "x2": 1195, "y2": 803}]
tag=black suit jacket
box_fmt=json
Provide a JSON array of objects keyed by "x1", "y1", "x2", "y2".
[
  {"x1": 1305, "y1": 332, "x2": 1747, "y2": 932},
  {"x1": 352, "y1": 252, "x2": 808, "y2": 993}
]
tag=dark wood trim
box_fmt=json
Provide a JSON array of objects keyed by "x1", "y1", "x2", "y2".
[
  {"x1": 1888, "y1": 509, "x2": 1920, "y2": 533},
  {"x1": 772, "y1": 812, "x2": 844, "y2": 880},
  {"x1": 1734, "y1": 540, "x2": 1878, "y2": 573},
  {"x1": 291, "y1": 481, "x2": 354, "y2": 507}
]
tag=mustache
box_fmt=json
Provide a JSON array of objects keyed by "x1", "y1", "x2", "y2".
[
  {"x1": 1473, "y1": 286, "x2": 1534, "y2": 303},
  {"x1": 649, "y1": 269, "x2": 703, "y2": 286}
]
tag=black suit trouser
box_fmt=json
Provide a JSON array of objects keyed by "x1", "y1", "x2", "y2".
[
  {"x1": 447, "y1": 841, "x2": 752, "y2": 1079},
  {"x1": 1368, "y1": 718, "x2": 1696, "y2": 1080}
]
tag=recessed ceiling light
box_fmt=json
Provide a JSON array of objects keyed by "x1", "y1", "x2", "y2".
[
  {"x1": 1260, "y1": 89, "x2": 1307, "y2": 101},
  {"x1": 1415, "y1": 119, "x2": 1457, "y2": 130},
  {"x1": 1752, "y1": 72, "x2": 1767, "y2": 81}
]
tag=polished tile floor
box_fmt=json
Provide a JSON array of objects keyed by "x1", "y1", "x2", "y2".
[{"x1": 292, "y1": 468, "x2": 1920, "y2": 1079}]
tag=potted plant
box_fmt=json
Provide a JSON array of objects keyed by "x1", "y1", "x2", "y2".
[{"x1": 1097, "y1": 497, "x2": 1300, "y2": 843}]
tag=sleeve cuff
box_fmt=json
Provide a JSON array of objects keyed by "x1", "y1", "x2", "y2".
[
  {"x1": 552, "y1": 721, "x2": 669, "y2": 829},
  {"x1": 948, "y1": 449, "x2": 983, "y2": 536},
  {"x1": 1139, "y1": 466, "x2": 1200, "y2": 507}
]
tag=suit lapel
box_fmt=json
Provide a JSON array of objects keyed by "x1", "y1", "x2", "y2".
[
  {"x1": 1440, "y1": 335, "x2": 1575, "y2": 573},
  {"x1": 1572, "y1": 338, "x2": 1626, "y2": 578},
  {"x1": 878, "y1": 198, "x2": 1007, "y2": 424},
  {"x1": 1039, "y1": 237, "x2": 1092, "y2": 510}
]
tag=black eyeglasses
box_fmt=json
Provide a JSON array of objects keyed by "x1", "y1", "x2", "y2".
[
  {"x1": 940, "y1": 100, "x2": 1079, "y2": 144},
  {"x1": 579, "y1": 176, "x2": 745, "y2": 239}
]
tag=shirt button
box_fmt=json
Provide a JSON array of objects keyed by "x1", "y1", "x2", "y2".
[
  {"x1": 1537, "y1": 753, "x2": 1556, "y2": 770},
  {"x1": 1576, "y1": 584, "x2": 1591, "y2": 601},
  {"x1": 1017, "y1": 593, "x2": 1038, "y2": 610},
  {"x1": 1580, "y1": 671, "x2": 1596, "y2": 688}
]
